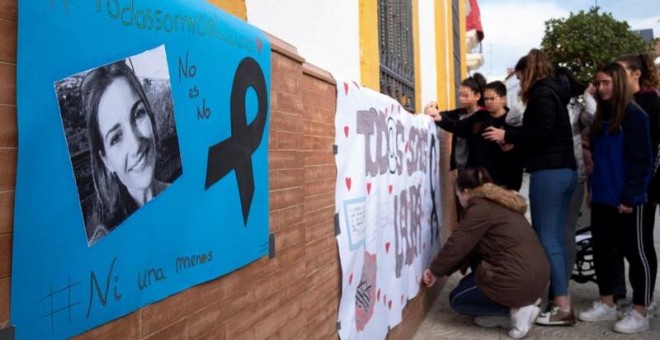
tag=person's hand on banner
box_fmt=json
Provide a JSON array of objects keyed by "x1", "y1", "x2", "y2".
[
  {"x1": 422, "y1": 269, "x2": 437, "y2": 287},
  {"x1": 424, "y1": 101, "x2": 442, "y2": 122}
]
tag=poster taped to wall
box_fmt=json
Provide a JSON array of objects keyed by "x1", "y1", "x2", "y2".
[
  {"x1": 334, "y1": 79, "x2": 442, "y2": 339},
  {"x1": 11, "y1": 1, "x2": 270, "y2": 339}
]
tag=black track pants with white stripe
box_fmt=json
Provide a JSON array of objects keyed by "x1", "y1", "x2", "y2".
[{"x1": 591, "y1": 203, "x2": 657, "y2": 307}]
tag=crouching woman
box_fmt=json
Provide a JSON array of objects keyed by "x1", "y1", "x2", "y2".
[{"x1": 423, "y1": 168, "x2": 549, "y2": 339}]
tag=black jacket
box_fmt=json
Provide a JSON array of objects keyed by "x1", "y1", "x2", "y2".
[
  {"x1": 504, "y1": 76, "x2": 577, "y2": 172},
  {"x1": 438, "y1": 109, "x2": 523, "y2": 190},
  {"x1": 635, "y1": 89, "x2": 660, "y2": 202}
]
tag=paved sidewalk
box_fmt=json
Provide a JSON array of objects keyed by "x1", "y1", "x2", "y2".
[{"x1": 414, "y1": 175, "x2": 660, "y2": 339}]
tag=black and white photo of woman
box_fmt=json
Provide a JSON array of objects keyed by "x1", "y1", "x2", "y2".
[{"x1": 55, "y1": 46, "x2": 181, "y2": 246}]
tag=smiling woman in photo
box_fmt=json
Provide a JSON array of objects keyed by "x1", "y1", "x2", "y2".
[{"x1": 81, "y1": 61, "x2": 170, "y2": 244}]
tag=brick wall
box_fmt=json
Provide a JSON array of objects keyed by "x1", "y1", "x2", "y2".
[{"x1": 0, "y1": 0, "x2": 456, "y2": 338}]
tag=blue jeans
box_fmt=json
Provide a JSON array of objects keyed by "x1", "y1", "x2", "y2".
[
  {"x1": 449, "y1": 272, "x2": 510, "y2": 317},
  {"x1": 529, "y1": 168, "x2": 577, "y2": 297}
]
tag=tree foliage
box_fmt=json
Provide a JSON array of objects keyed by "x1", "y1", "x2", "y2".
[{"x1": 541, "y1": 7, "x2": 652, "y2": 83}]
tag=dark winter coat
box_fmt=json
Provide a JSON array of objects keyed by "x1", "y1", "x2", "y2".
[
  {"x1": 635, "y1": 89, "x2": 660, "y2": 202},
  {"x1": 429, "y1": 183, "x2": 550, "y2": 308},
  {"x1": 504, "y1": 77, "x2": 577, "y2": 172},
  {"x1": 438, "y1": 109, "x2": 523, "y2": 190}
]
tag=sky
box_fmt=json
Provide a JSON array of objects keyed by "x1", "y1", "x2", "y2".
[{"x1": 477, "y1": 0, "x2": 660, "y2": 80}]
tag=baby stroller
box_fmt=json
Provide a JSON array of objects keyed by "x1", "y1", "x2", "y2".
[{"x1": 572, "y1": 226, "x2": 596, "y2": 284}]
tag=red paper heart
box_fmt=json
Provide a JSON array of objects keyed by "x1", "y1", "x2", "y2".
[
  {"x1": 345, "y1": 177, "x2": 352, "y2": 191},
  {"x1": 366, "y1": 182, "x2": 372, "y2": 194},
  {"x1": 349, "y1": 273, "x2": 353, "y2": 285},
  {"x1": 343, "y1": 82, "x2": 349, "y2": 95},
  {"x1": 377, "y1": 288, "x2": 381, "y2": 301},
  {"x1": 344, "y1": 126, "x2": 349, "y2": 137},
  {"x1": 385, "y1": 242, "x2": 390, "y2": 253},
  {"x1": 388, "y1": 185, "x2": 393, "y2": 194},
  {"x1": 388, "y1": 300, "x2": 392, "y2": 309}
]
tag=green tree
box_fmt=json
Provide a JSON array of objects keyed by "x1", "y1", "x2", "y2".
[{"x1": 541, "y1": 7, "x2": 652, "y2": 83}]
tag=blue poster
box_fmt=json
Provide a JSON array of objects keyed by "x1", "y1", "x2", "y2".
[{"x1": 11, "y1": 1, "x2": 270, "y2": 339}]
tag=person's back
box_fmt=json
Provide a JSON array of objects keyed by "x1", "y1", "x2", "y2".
[{"x1": 460, "y1": 184, "x2": 549, "y2": 305}]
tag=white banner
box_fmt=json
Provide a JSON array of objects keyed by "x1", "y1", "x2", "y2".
[{"x1": 334, "y1": 79, "x2": 442, "y2": 339}]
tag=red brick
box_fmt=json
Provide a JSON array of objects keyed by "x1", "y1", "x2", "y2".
[
  {"x1": 303, "y1": 206, "x2": 334, "y2": 232},
  {"x1": 271, "y1": 168, "x2": 304, "y2": 191},
  {"x1": 0, "y1": 62, "x2": 15, "y2": 106},
  {"x1": 0, "y1": 147, "x2": 16, "y2": 190},
  {"x1": 275, "y1": 222, "x2": 304, "y2": 251},
  {"x1": 140, "y1": 277, "x2": 225, "y2": 335},
  {"x1": 253, "y1": 259, "x2": 306, "y2": 301},
  {"x1": 270, "y1": 187, "x2": 303, "y2": 211},
  {"x1": 305, "y1": 221, "x2": 335, "y2": 244},
  {"x1": 0, "y1": 233, "x2": 10, "y2": 278},
  {"x1": 0, "y1": 277, "x2": 8, "y2": 326},
  {"x1": 254, "y1": 299, "x2": 301, "y2": 339},
  {"x1": 0, "y1": 105, "x2": 16, "y2": 147},
  {"x1": 274, "y1": 130, "x2": 305, "y2": 150},
  {"x1": 303, "y1": 162, "x2": 335, "y2": 182},
  {"x1": 269, "y1": 150, "x2": 303, "y2": 170},
  {"x1": 143, "y1": 318, "x2": 188, "y2": 340},
  {"x1": 224, "y1": 294, "x2": 279, "y2": 338},
  {"x1": 269, "y1": 112, "x2": 304, "y2": 134},
  {"x1": 195, "y1": 322, "x2": 226, "y2": 340},
  {"x1": 74, "y1": 311, "x2": 139, "y2": 340},
  {"x1": 0, "y1": 18, "x2": 15, "y2": 63},
  {"x1": 303, "y1": 150, "x2": 334, "y2": 167},
  {"x1": 302, "y1": 177, "x2": 334, "y2": 197},
  {"x1": 0, "y1": 190, "x2": 13, "y2": 235},
  {"x1": 0, "y1": 0, "x2": 16, "y2": 22},
  {"x1": 307, "y1": 134, "x2": 335, "y2": 151},
  {"x1": 303, "y1": 192, "x2": 333, "y2": 213},
  {"x1": 269, "y1": 204, "x2": 303, "y2": 232},
  {"x1": 187, "y1": 303, "x2": 221, "y2": 339},
  {"x1": 303, "y1": 121, "x2": 335, "y2": 137},
  {"x1": 275, "y1": 243, "x2": 305, "y2": 269}
]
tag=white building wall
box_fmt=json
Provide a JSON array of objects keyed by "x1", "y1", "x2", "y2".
[
  {"x1": 418, "y1": 1, "x2": 438, "y2": 106},
  {"x1": 245, "y1": 0, "x2": 361, "y2": 81}
]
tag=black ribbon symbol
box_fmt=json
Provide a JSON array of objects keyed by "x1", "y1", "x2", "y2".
[{"x1": 205, "y1": 57, "x2": 268, "y2": 225}]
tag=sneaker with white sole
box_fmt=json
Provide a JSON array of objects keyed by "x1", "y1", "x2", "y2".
[
  {"x1": 535, "y1": 306, "x2": 576, "y2": 326},
  {"x1": 509, "y1": 304, "x2": 541, "y2": 339},
  {"x1": 578, "y1": 301, "x2": 617, "y2": 322},
  {"x1": 614, "y1": 309, "x2": 649, "y2": 334},
  {"x1": 474, "y1": 315, "x2": 511, "y2": 329},
  {"x1": 646, "y1": 300, "x2": 657, "y2": 318}
]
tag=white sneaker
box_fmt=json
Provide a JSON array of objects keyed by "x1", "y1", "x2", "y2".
[
  {"x1": 509, "y1": 304, "x2": 541, "y2": 339},
  {"x1": 614, "y1": 309, "x2": 650, "y2": 334},
  {"x1": 578, "y1": 301, "x2": 617, "y2": 322},
  {"x1": 474, "y1": 315, "x2": 511, "y2": 329},
  {"x1": 646, "y1": 300, "x2": 657, "y2": 318}
]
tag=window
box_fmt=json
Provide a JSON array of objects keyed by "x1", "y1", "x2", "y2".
[{"x1": 378, "y1": 0, "x2": 416, "y2": 112}]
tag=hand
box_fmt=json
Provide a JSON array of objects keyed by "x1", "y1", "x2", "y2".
[
  {"x1": 586, "y1": 83, "x2": 596, "y2": 96},
  {"x1": 424, "y1": 101, "x2": 442, "y2": 122},
  {"x1": 617, "y1": 204, "x2": 633, "y2": 214},
  {"x1": 499, "y1": 143, "x2": 514, "y2": 152},
  {"x1": 422, "y1": 269, "x2": 437, "y2": 287},
  {"x1": 482, "y1": 126, "x2": 506, "y2": 143}
]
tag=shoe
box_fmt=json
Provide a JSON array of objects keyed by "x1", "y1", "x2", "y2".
[
  {"x1": 578, "y1": 301, "x2": 617, "y2": 322},
  {"x1": 646, "y1": 300, "x2": 657, "y2": 318},
  {"x1": 474, "y1": 315, "x2": 511, "y2": 329},
  {"x1": 614, "y1": 309, "x2": 649, "y2": 334},
  {"x1": 535, "y1": 306, "x2": 576, "y2": 326},
  {"x1": 509, "y1": 304, "x2": 541, "y2": 339}
]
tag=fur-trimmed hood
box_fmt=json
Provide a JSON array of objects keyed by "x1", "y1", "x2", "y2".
[{"x1": 469, "y1": 183, "x2": 527, "y2": 214}]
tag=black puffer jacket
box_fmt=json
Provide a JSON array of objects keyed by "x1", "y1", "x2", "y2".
[{"x1": 504, "y1": 76, "x2": 577, "y2": 172}]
